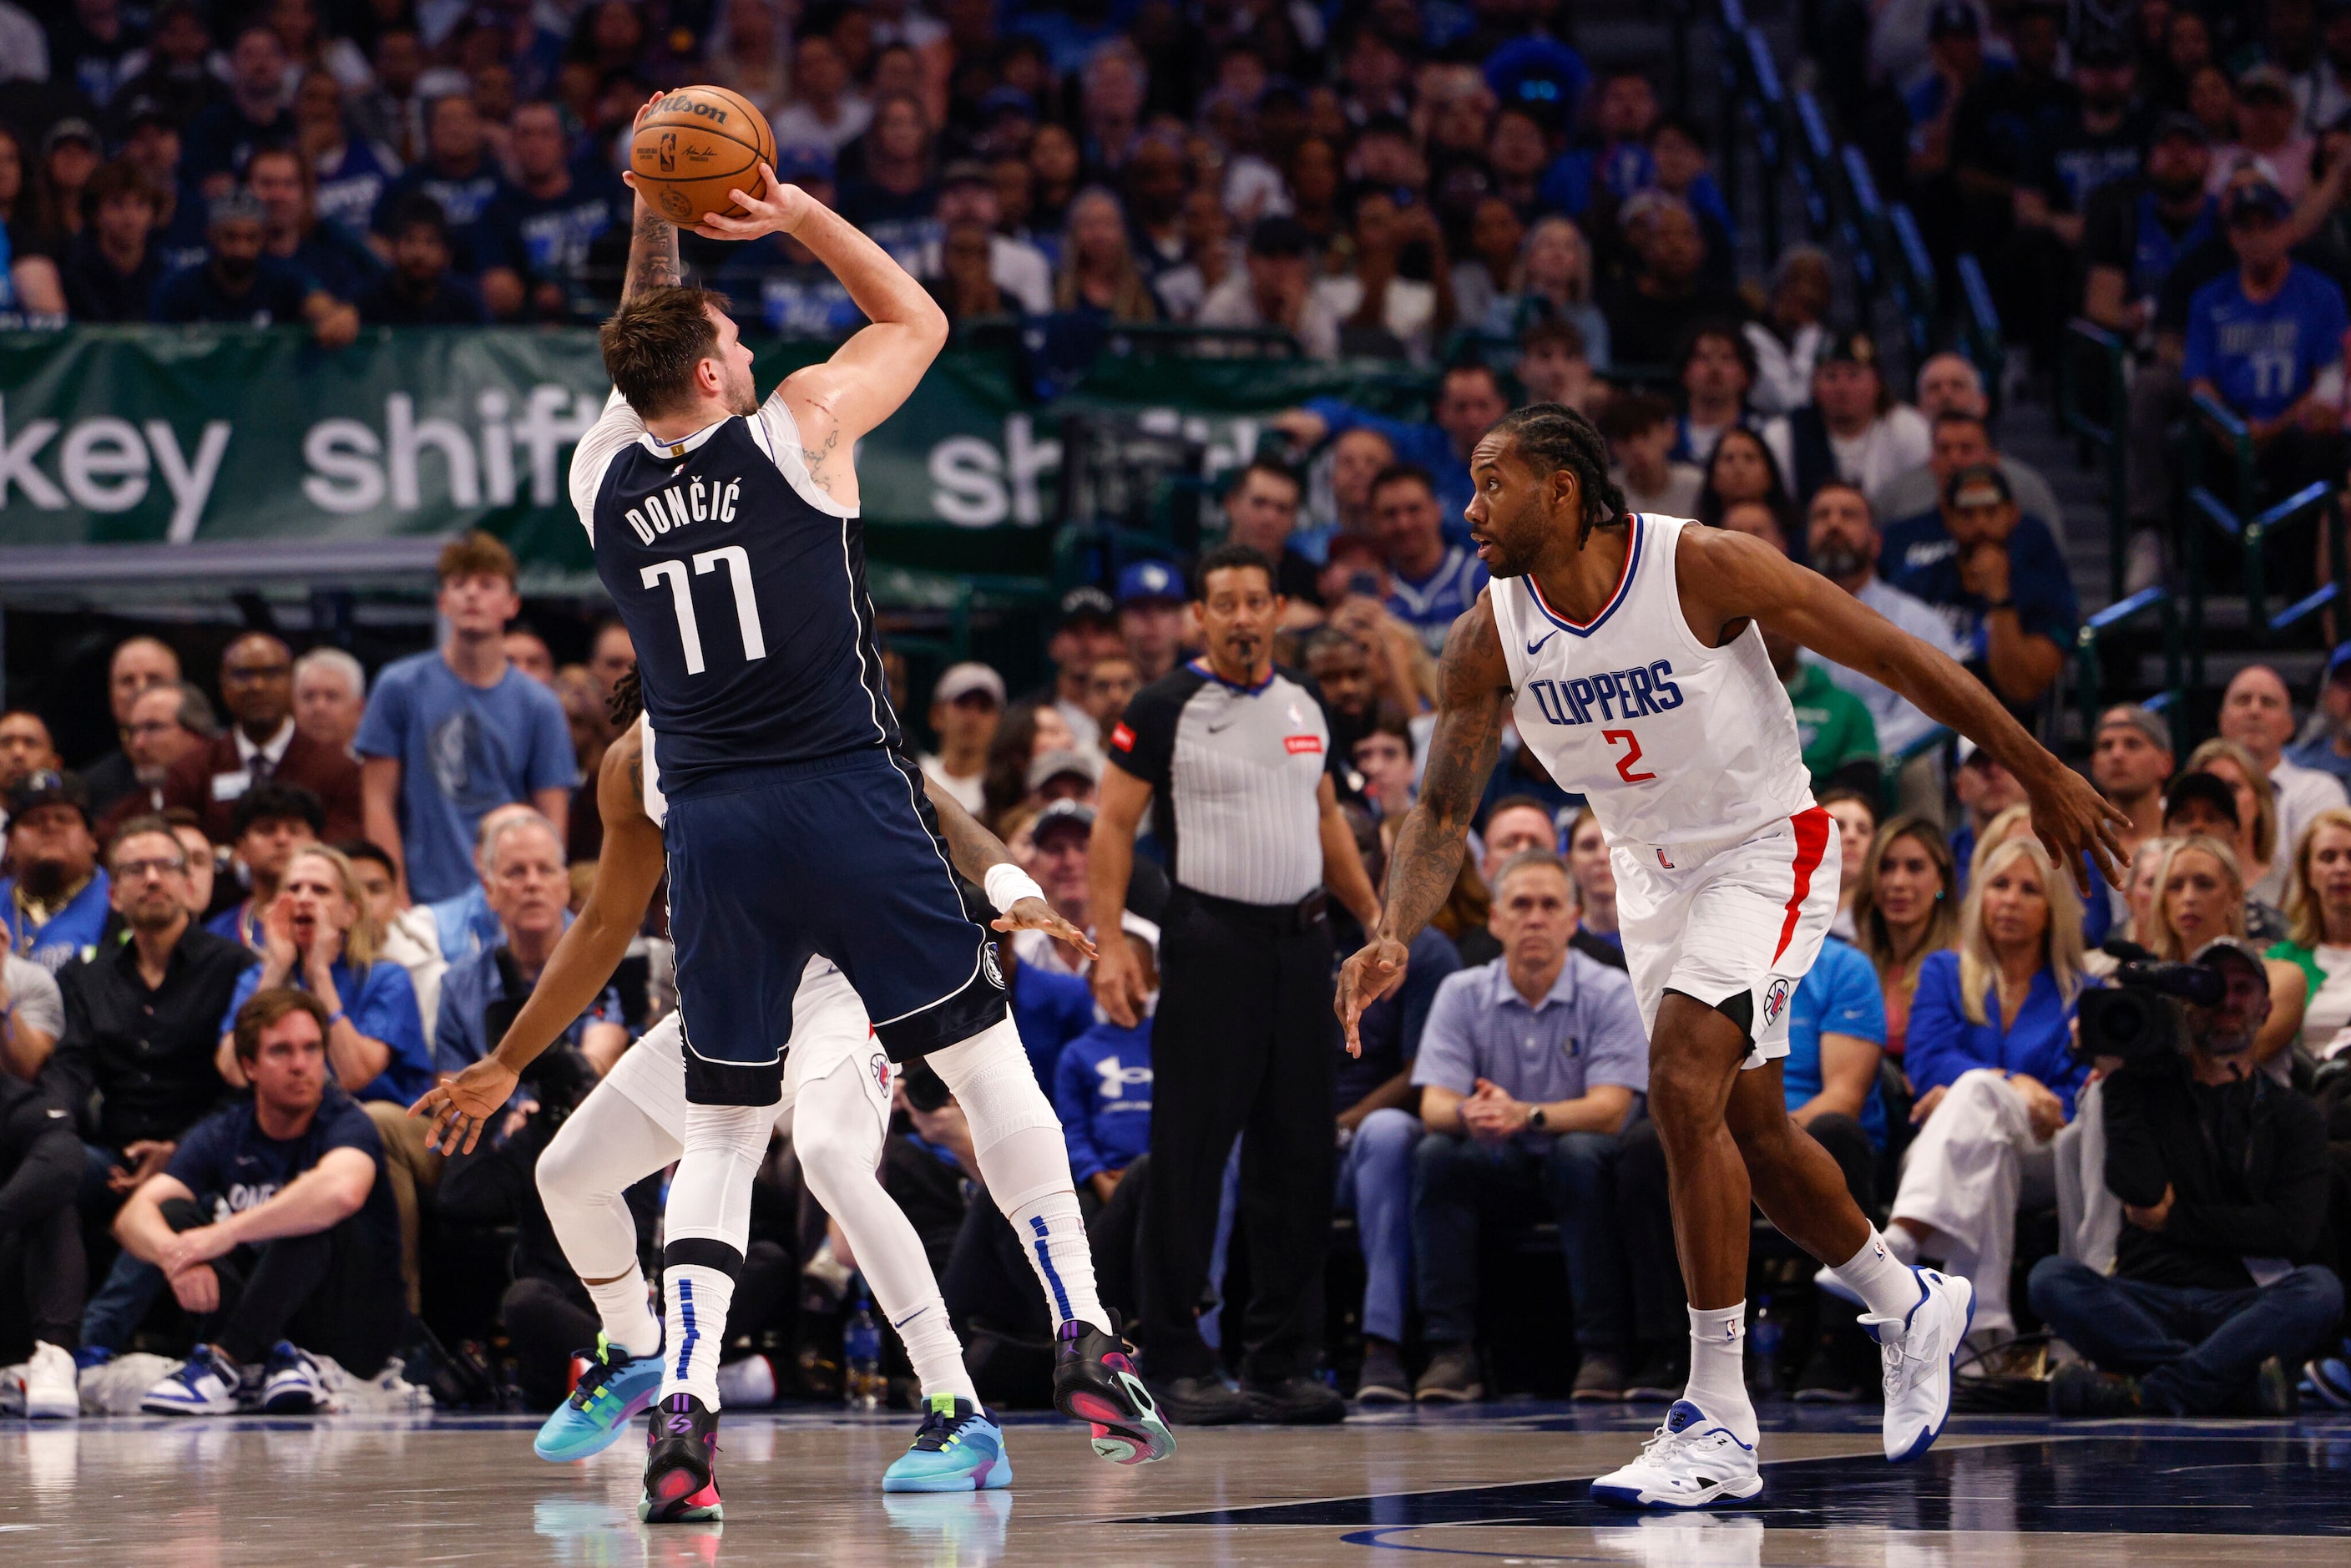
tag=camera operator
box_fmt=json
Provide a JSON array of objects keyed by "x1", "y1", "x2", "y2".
[{"x1": 2030, "y1": 939, "x2": 2341, "y2": 1417}]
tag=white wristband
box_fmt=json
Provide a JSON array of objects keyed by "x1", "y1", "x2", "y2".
[{"x1": 984, "y1": 864, "x2": 1046, "y2": 913}]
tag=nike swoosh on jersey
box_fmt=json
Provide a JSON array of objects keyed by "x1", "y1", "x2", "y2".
[{"x1": 1526, "y1": 630, "x2": 1559, "y2": 655}]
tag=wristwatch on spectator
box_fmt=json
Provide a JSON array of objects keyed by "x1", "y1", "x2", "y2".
[{"x1": 1528, "y1": 1105, "x2": 1548, "y2": 1130}]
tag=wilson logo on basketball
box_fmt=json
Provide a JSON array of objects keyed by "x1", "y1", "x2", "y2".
[
  {"x1": 1285, "y1": 735, "x2": 1322, "y2": 755},
  {"x1": 658, "y1": 93, "x2": 731, "y2": 124}
]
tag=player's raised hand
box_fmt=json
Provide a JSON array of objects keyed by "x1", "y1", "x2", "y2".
[
  {"x1": 1336, "y1": 934, "x2": 1410, "y2": 1059},
  {"x1": 2023, "y1": 760, "x2": 2132, "y2": 894},
  {"x1": 619, "y1": 91, "x2": 667, "y2": 207},
  {"x1": 410, "y1": 1057, "x2": 523, "y2": 1156},
  {"x1": 691, "y1": 164, "x2": 813, "y2": 242},
  {"x1": 993, "y1": 896, "x2": 1097, "y2": 959}
]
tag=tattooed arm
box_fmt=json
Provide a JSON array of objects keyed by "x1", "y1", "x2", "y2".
[
  {"x1": 615, "y1": 94, "x2": 682, "y2": 306},
  {"x1": 922, "y1": 776, "x2": 1097, "y2": 957},
  {"x1": 1335, "y1": 596, "x2": 1512, "y2": 1054},
  {"x1": 409, "y1": 730, "x2": 666, "y2": 1151}
]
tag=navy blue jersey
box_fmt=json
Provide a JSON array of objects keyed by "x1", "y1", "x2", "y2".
[{"x1": 572, "y1": 392, "x2": 901, "y2": 792}]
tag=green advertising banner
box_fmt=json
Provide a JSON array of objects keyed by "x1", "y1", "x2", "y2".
[{"x1": 0, "y1": 326, "x2": 1428, "y2": 573}]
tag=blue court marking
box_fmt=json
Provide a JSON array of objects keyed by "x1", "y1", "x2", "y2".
[
  {"x1": 1125, "y1": 1429, "x2": 2351, "y2": 1537},
  {"x1": 1028, "y1": 1216, "x2": 1073, "y2": 1322}
]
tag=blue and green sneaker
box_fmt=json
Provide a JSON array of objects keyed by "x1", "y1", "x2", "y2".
[
  {"x1": 881, "y1": 1395, "x2": 1013, "y2": 1492},
  {"x1": 533, "y1": 1334, "x2": 665, "y2": 1462}
]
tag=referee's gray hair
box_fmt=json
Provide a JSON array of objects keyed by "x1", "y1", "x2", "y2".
[
  {"x1": 1492, "y1": 847, "x2": 1577, "y2": 904},
  {"x1": 480, "y1": 808, "x2": 566, "y2": 873},
  {"x1": 293, "y1": 645, "x2": 366, "y2": 701}
]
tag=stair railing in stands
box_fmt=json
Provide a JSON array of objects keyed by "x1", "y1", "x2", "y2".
[
  {"x1": 2056, "y1": 318, "x2": 2130, "y2": 598},
  {"x1": 2182, "y1": 390, "x2": 2343, "y2": 684},
  {"x1": 2073, "y1": 585, "x2": 2182, "y2": 737}
]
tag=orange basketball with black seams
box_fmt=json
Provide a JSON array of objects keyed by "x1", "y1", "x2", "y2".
[{"x1": 629, "y1": 86, "x2": 777, "y2": 226}]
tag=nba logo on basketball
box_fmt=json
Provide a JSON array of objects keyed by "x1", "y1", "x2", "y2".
[{"x1": 1762, "y1": 978, "x2": 1791, "y2": 1026}]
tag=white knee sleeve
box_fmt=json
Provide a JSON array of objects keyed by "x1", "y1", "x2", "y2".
[
  {"x1": 927, "y1": 1019, "x2": 1062, "y2": 1208},
  {"x1": 538, "y1": 1085, "x2": 680, "y2": 1282},
  {"x1": 666, "y1": 1101, "x2": 772, "y2": 1252}
]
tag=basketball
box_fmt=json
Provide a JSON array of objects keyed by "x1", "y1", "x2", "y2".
[{"x1": 629, "y1": 85, "x2": 776, "y2": 226}]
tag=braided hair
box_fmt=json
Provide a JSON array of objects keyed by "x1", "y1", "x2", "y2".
[
  {"x1": 1487, "y1": 402, "x2": 1625, "y2": 549},
  {"x1": 608, "y1": 665, "x2": 644, "y2": 730}
]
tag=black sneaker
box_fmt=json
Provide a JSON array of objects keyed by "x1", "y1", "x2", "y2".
[
  {"x1": 1413, "y1": 1343, "x2": 1484, "y2": 1403},
  {"x1": 1242, "y1": 1373, "x2": 1346, "y2": 1424},
  {"x1": 1792, "y1": 1339, "x2": 1865, "y2": 1404},
  {"x1": 2049, "y1": 1363, "x2": 2144, "y2": 1419},
  {"x1": 1355, "y1": 1340, "x2": 1410, "y2": 1404},
  {"x1": 639, "y1": 1393, "x2": 723, "y2": 1523},
  {"x1": 1572, "y1": 1348, "x2": 1630, "y2": 1403},
  {"x1": 1051, "y1": 1319, "x2": 1176, "y2": 1463},
  {"x1": 1155, "y1": 1373, "x2": 1256, "y2": 1425},
  {"x1": 1622, "y1": 1343, "x2": 1686, "y2": 1403}
]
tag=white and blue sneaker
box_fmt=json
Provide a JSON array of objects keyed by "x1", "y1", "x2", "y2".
[
  {"x1": 1863, "y1": 1265, "x2": 1974, "y2": 1462},
  {"x1": 882, "y1": 1395, "x2": 1013, "y2": 1492},
  {"x1": 534, "y1": 1334, "x2": 665, "y2": 1462},
  {"x1": 260, "y1": 1342, "x2": 326, "y2": 1414},
  {"x1": 1590, "y1": 1399, "x2": 1763, "y2": 1510},
  {"x1": 140, "y1": 1343, "x2": 245, "y2": 1416}
]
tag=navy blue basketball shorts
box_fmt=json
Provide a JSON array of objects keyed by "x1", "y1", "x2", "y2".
[{"x1": 663, "y1": 748, "x2": 1009, "y2": 1105}]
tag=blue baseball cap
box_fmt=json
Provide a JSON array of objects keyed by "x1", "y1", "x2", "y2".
[
  {"x1": 773, "y1": 144, "x2": 834, "y2": 185},
  {"x1": 1116, "y1": 559, "x2": 1184, "y2": 605}
]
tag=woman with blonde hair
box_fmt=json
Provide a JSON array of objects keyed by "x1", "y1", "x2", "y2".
[
  {"x1": 1054, "y1": 186, "x2": 1158, "y2": 321},
  {"x1": 1873, "y1": 836, "x2": 2092, "y2": 1348},
  {"x1": 2272, "y1": 806, "x2": 2351, "y2": 1058},
  {"x1": 1849, "y1": 813, "x2": 1958, "y2": 1060},
  {"x1": 2183, "y1": 737, "x2": 2283, "y2": 903},
  {"x1": 1481, "y1": 215, "x2": 1611, "y2": 369},
  {"x1": 2146, "y1": 834, "x2": 2306, "y2": 1066}
]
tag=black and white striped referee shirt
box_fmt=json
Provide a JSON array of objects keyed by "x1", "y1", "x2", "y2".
[{"x1": 1105, "y1": 659, "x2": 1337, "y2": 907}]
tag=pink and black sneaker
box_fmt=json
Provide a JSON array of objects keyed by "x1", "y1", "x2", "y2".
[
  {"x1": 639, "y1": 1393, "x2": 724, "y2": 1523},
  {"x1": 1052, "y1": 1319, "x2": 1176, "y2": 1465}
]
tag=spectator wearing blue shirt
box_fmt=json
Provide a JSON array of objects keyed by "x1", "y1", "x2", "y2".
[
  {"x1": 1538, "y1": 69, "x2": 1658, "y2": 219},
  {"x1": 498, "y1": 103, "x2": 625, "y2": 321},
  {"x1": 356, "y1": 533, "x2": 574, "y2": 905},
  {"x1": 432, "y1": 814, "x2": 627, "y2": 1089},
  {"x1": 1275, "y1": 362, "x2": 1512, "y2": 526},
  {"x1": 179, "y1": 25, "x2": 294, "y2": 198},
  {"x1": 1368, "y1": 464, "x2": 1490, "y2": 656},
  {"x1": 1888, "y1": 835, "x2": 2096, "y2": 1346},
  {"x1": 2, "y1": 771, "x2": 112, "y2": 975},
  {"x1": 120, "y1": 988, "x2": 402, "y2": 1414},
  {"x1": 1055, "y1": 1015, "x2": 1152, "y2": 1195},
  {"x1": 247, "y1": 144, "x2": 378, "y2": 313},
  {"x1": 371, "y1": 91, "x2": 525, "y2": 317},
  {"x1": 1335, "y1": 811, "x2": 1464, "y2": 1403},
  {"x1": 1879, "y1": 463, "x2": 2075, "y2": 719},
  {"x1": 150, "y1": 192, "x2": 346, "y2": 343},
  {"x1": 2183, "y1": 176, "x2": 2350, "y2": 513},
  {"x1": 1409, "y1": 851, "x2": 1650, "y2": 1402}
]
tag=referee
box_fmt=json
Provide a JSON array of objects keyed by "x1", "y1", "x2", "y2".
[{"x1": 1090, "y1": 542, "x2": 1382, "y2": 1425}]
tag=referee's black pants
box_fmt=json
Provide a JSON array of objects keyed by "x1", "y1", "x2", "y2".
[{"x1": 1138, "y1": 888, "x2": 1338, "y2": 1383}]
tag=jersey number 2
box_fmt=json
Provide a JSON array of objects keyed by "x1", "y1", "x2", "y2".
[
  {"x1": 1603, "y1": 729, "x2": 1656, "y2": 783},
  {"x1": 642, "y1": 548, "x2": 767, "y2": 675}
]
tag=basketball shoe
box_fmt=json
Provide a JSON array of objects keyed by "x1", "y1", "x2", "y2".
[
  {"x1": 140, "y1": 1344, "x2": 245, "y2": 1416},
  {"x1": 1052, "y1": 1319, "x2": 1175, "y2": 1464},
  {"x1": 882, "y1": 1396, "x2": 1012, "y2": 1492},
  {"x1": 1589, "y1": 1399, "x2": 1763, "y2": 1510},
  {"x1": 20, "y1": 1342, "x2": 78, "y2": 1420},
  {"x1": 260, "y1": 1342, "x2": 326, "y2": 1414},
  {"x1": 1863, "y1": 1266, "x2": 1974, "y2": 1462},
  {"x1": 640, "y1": 1393, "x2": 724, "y2": 1524},
  {"x1": 537, "y1": 1335, "x2": 666, "y2": 1461}
]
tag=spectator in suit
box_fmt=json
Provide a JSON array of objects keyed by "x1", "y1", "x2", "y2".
[
  {"x1": 162, "y1": 633, "x2": 363, "y2": 846},
  {"x1": 356, "y1": 533, "x2": 574, "y2": 904},
  {"x1": 92, "y1": 681, "x2": 213, "y2": 843},
  {"x1": 79, "y1": 636, "x2": 182, "y2": 817}
]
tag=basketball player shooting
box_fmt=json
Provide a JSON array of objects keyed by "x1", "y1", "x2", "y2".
[
  {"x1": 561, "y1": 99, "x2": 1173, "y2": 1523},
  {"x1": 1335, "y1": 404, "x2": 2127, "y2": 1510}
]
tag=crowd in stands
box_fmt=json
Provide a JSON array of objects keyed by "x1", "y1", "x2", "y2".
[{"x1": 9, "y1": 0, "x2": 2351, "y2": 1426}]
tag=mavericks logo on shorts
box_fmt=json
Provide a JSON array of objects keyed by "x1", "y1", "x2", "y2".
[
  {"x1": 1762, "y1": 976, "x2": 1792, "y2": 1028},
  {"x1": 982, "y1": 941, "x2": 1006, "y2": 990}
]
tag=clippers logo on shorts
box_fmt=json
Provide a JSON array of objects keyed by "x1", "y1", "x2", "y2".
[
  {"x1": 869, "y1": 1051, "x2": 890, "y2": 1094},
  {"x1": 1762, "y1": 976, "x2": 1792, "y2": 1027},
  {"x1": 1523, "y1": 660, "x2": 1686, "y2": 727}
]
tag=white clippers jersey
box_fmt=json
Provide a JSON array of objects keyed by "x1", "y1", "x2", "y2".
[{"x1": 1490, "y1": 513, "x2": 1814, "y2": 849}]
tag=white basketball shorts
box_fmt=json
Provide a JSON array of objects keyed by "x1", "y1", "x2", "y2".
[
  {"x1": 604, "y1": 956, "x2": 892, "y2": 1138},
  {"x1": 1609, "y1": 804, "x2": 1840, "y2": 1069}
]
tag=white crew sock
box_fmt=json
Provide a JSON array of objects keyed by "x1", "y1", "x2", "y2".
[
  {"x1": 585, "y1": 1269, "x2": 662, "y2": 1361},
  {"x1": 661, "y1": 1265, "x2": 735, "y2": 1409},
  {"x1": 1686, "y1": 1302, "x2": 1759, "y2": 1449},
  {"x1": 1831, "y1": 1228, "x2": 1928, "y2": 1321},
  {"x1": 928, "y1": 1019, "x2": 1107, "y2": 1333}
]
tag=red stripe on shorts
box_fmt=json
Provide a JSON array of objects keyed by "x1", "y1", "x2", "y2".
[{"x1": 1770, "y1": 807, "x2": 1833, "y2": 965}]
